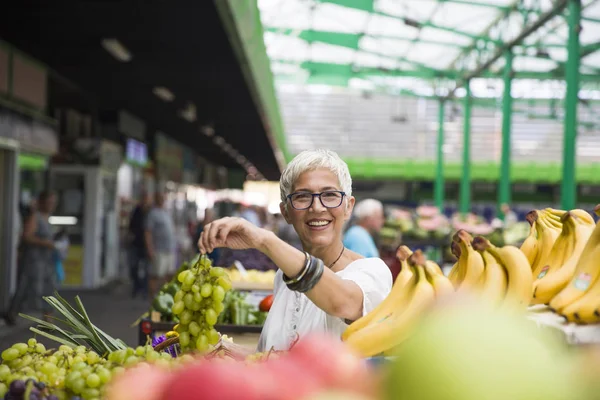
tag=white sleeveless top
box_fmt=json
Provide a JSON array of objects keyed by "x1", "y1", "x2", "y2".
[{"x1": 257, "y1": 258, "x2": 393, "y2": 352}]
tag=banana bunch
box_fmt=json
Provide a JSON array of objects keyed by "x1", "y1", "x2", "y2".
[
  {"x1": 523, "y1": 208, "x2": 595, "y2": 278},
  {"x1": 531, "y1": 211, "x2": 595, "y2": 305},
  {"x1": 524, "y1": 209, "x2": 563, "y2": 276},
  {"x1": 470, "y1": 237, "x2": 533, "y2": 310},
  {"x1": 448, "y1": 230, "x2": 484, "y2": 293},
  {"x1": 448, "y1": 229, "x2": 531, "y2": 309},
  {"x1": 549, "y1": 205, "x2": 600, "y2": 324},
  {"x1": 342, "y1": 248, "x2": 451, "y2": 357}
]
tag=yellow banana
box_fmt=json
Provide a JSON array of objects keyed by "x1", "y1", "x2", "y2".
[
  {"x1": 481, "y1": 241, "x2": 532, "y2": 310},
  {"x1": 532, "y1": 212, "x2": 595, "y2": 305},
  {"x1": 341, "y1": 247, "x2": 415, "y2": 340},
  {"x1": 410, "y1": 251, "x2": 454, "y2": 299},
  {"x1": 531, "y1": 213, "x2": 578, "y2": 287},
  {"x1": 454, "y1": 230, "x2": 484, "y2": 293},
  {"x1": 344, "y1": 265, "x2": 435, "y2": 357},
  {"x1": 395, "y1": 246, "x2": 415, "y2": 287},
  {"x1": 529, "y1": 211, "x2": 562, "y2": 276},
  {"x1": 448, "y1": 241, "x2": 461, "y2": 287},
  {"x1": 545, "y1": 208, "x2": 596, "y2": 225},
  {"x1": 549, "y1": 215, "x2": 600, "y2": 313},
  {"x1": 560, "y1": 290, "x2": 600, "y2": 324},
  {"x1": 424, "y1": 260, "x2": 443, "y2": 276},
  {"x1": 473, "y1": 237, "x2": 508, "y2": 306},
  {"x1": 539, "y1": 209, "x2": 564, "y2": 229},
  {"x1": 520, "y1": 220, "x2": 539, "y2": 267}
]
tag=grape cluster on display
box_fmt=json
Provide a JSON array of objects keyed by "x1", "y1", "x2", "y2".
[
  {"x1": 1, "y1": 338, "x2": 173, "y2": 400},
  {"x1": 172, "y1": 256, "x2": 232, "y2": 352}
]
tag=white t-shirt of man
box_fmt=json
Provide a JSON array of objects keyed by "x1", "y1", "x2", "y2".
[{"x1": 257, "y1": 257, "x2": 392, "y2": 352}]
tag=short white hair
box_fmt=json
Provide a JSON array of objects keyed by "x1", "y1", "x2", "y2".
[
  {"x1": 280, "y1": 149, "x2": 352, "y2": 203},
  {"x1": 353, "y1": 199, "x2": 384, "y2": 220}
]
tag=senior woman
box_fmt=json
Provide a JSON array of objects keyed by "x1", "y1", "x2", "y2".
[{"x1": 198, "y1": 149, "x2": 392, "y2": 351}]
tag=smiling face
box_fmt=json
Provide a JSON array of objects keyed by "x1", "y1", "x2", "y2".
[{"x1": 281, "y1": 168, "x2": 355, "y2": 251}]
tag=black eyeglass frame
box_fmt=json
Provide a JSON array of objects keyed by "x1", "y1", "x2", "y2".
[{"x1": 286, "y1": 191, "x2": 347, "y2": 210}]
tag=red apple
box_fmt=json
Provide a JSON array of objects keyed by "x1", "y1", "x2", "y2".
[
  {"x1": 259, "y1": 356, "x2": 325, "y2": 400},
  {"x1": 288, "y1": 334, "x2": 376, "y2": 396},
  {"x1": 160, "y1": 359, "x2": 266, "y2": 400},
  {"x1": 106, "y1": 363, "x2": 171, "y2": 400}
]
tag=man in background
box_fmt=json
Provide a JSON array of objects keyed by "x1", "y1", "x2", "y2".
[
  {"x1": 501, "y1": 203, "x2": 518, "y2": 228},
  {"x1": 344, "y1": 198, "x2": 385, "y2": 258},
  {"x1": 128, "y1": 193, "x2": 152, "y2": 299},
  {"x1": 145, "y1": 192, "x2": 176, "y2": 297}
]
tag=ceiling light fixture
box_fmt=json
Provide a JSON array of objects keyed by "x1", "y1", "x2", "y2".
[
  {"x1": 101, "y1": 38, "x2": 133, "y2": 62},
  {"x1": 179, "y1": 103, "x2": 197, "y2": 123},
  {"x1": 213, "y1": 137, "x2": 225, "y2": 147},
  {"x1": 201, "y1": 125, "x2": 215, "y2": 137},
  {"x1": 153, "y1": 86, "x2": 175, "y2": 102}
]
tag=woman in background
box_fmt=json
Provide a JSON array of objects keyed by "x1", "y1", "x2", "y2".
[{"x1": 4, "y1": 191, "x2": 57, "y2": 324}]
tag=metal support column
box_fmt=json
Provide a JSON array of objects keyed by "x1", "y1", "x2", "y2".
[
  {"x1": 561, "y1": 0, "x2": 581, "y2": 210},
  {"x1": 460, "y1": 82, "x2": 472, "y2": 216},
  {"x1": 435, "y1": 100, "x2": 445, "y2": 212},
  {"x1": 498, "y1": 50, "x2": 513, "y2": 220}
]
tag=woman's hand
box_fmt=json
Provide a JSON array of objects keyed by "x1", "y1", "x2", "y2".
[{"x1": 198, "y1": 217, "x2": 268, "y2": 254}]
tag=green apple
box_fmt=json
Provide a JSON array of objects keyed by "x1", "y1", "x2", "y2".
[{"x1": 384, "y1": 302, "x2": 584, "y2": 400}]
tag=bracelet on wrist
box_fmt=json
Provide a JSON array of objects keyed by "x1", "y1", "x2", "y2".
[
  {"x1": 283, "y1": 251, "x2": 311, "y2": 285},
  {"x1": 287, "y1": 256, "x2": 324, "y2": 293}
]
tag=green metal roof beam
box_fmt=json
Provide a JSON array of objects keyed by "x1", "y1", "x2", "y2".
[
  {"x1": 264, "y1": 27, "x2": 467, "y2": 50},
  {"x1": 316, "y1": 0, "x2": 502, "y2": 45},
  {"x1": 271, "y1": 59, "x2": 600, "y2": 82},
  {"x1": 265, "y1": 26, "x2": 577, "y2": 51},
  {"x1": 317, "y1": 0, "x2": 374, "y2": 12},
  {"x1": 436, "y1": 0, "x2": 511, "y2": 11},
  {"x1": 447, "y1": 0, "x2": 569, "y2": 98}
]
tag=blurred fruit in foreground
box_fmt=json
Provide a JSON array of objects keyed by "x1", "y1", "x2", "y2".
[{"x1": 384, "y1": 301, "x2": 583, "y2": 400}]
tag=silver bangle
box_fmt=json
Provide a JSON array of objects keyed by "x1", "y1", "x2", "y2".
[{"x1": 283, "y1": 252, "x2": 311, "y2": 285}]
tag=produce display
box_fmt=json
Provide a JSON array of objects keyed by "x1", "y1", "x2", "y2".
[
  {"x1": 74, "y1": 305, "x2": 600, "y2": 400},
  {"x1": 382, "y1": 205, "x2": 530, "y2": 248},
  {"x1": 148, "y1": 260, "x2": 195, "y2": 323},
  {"x1": 0, "y1": 293, "x2": 176, "y2": 400},
  {"x1": 226, "y1": 268, "x2": 276, "y2": 286},
  {"x1": 216, "y1": 291, "x2": 268, "y2": 326},
  {"x1": 4, "y1": 205, "x2": 600, "y2": 400},
  {"x1": 342, "y1": 246, "x2": 453, "y2": 357}
]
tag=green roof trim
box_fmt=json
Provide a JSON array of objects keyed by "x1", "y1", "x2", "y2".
[
  {"x1": 340, "y1": 158, "x2": 600, "y2": 184},
  {"x1": 214, "y1": 0, "x2": 290, "y2": 170}
]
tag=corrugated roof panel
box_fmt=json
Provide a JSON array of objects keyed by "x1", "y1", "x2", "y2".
[
  {"x1": 312, "y1": 3, "x2": 370, "y2": 33},
  {"x1": 407, "y1": 43, "x2": 463, "y2": 69},
  {"x1": 375, "y1": 0, "x2": 439, "y2": 20},
  {"x1": 431, "y1": 3, "x2": 498, "y2": 34},
  {"x1": 358, "y1": 36, "x2": 414, "y2": 58},
  {"x1": 418, "y1": 27, "x2": 474, "y2": 47}
]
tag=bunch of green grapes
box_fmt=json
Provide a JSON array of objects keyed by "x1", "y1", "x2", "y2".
[
  {"x1": 171, "y1": 256, "x2": 232, "y2": 352},
  {"x1": 0, "y1": 339, "x2": 67, "y2": 393},
  {"x1": 1, "y1": 339, "x2": 175, "y2": 400}
]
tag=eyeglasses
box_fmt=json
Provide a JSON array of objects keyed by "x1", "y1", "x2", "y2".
[{"x1": 287, "y1": 191, "x2": 346, "y2": 210}]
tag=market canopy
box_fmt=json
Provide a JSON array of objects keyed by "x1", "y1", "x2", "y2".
[
  {"x1": 259, "y1": 0, "x2": 600, "y2": 98},
  {"x1": 255, "y1": 0, "x2": 600, "y2": 185}
]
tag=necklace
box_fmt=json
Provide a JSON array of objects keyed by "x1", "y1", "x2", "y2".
[{"x1": 328, "y1": 245, "x2": 345, "y2": 269}]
